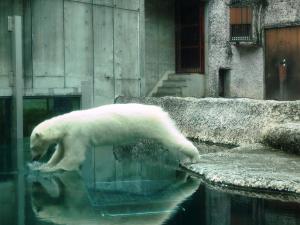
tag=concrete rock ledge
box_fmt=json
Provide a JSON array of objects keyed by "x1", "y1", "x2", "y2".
[
  {"x1": 116, "y1": 96, "x2": 300, "y2": 194},
  {"x1": 117, "y1": 96, "x2": 300, "y2": 153},
  {"x1": 185, "y1": 144, "x2": 300, "y2": 194},
  {"x1": 263, "y1": 123, "x2": 300, "y2": 154}
]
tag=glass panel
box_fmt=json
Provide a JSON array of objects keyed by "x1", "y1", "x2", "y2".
[
  {"x1": 231, "y1": 196, "x2": 253, "y2": 225},
  {"x1": 23, "y1": 98, "x2": 48, "y2": 138},
  {"x1": 23, "y1": 97, "x2": 80, "y2": 138},
  {"x1": 3, "y1": 139, "x2": 296, "y2": 224},
  {"x1": 0, "y1": 98, "x2": 12, "y2": 172},
  {"x1": 0, "y1": 98, "x2": 11, "y2": 145}
]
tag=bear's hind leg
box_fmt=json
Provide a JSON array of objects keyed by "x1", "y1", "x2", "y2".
[{"x1": 160, "y1": 136, "x2": 200, "y2": 163}]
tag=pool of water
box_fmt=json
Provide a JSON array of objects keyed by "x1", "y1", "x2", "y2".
[{"x1": 0, "y1": 140, "x2": 300, "y2": 225}]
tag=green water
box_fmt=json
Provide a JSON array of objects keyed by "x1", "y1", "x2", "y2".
[{"x1": 0, "y1": 140, "x2": 299, "y2": 225}]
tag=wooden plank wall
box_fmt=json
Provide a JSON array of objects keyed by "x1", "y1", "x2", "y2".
[
  {"x1": 64, "y1": 1, "x2": 93, "y2": 87},
  {"x1": 230, "y1": 7, "x2": 252, "y2": 25},
  {"x1": 265, "y1": 26, "x2": 300, "y2": 100},
  {"x1": 93, "y1": 4, "x2": 114, "y2": 105},
  {"x1": 31, "y1": 0, "x2": 64, "y2": 88},
  {"x1": 0, "y1": 0, "x2": 12, "y2": 94},
  {"x1": 114, "y1": 8, "x2": 140, "y2": 98},
  {"x1": 21, "y1": 0, "x2": 141, "y2": 105}
]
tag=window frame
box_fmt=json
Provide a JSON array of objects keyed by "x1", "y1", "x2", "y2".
[
  {"x1": 23, "y1": 96, "x2": 81, "y2": 137},
  {"x1": 229, "y1": 6, "x2": 253, "y2": 42}
]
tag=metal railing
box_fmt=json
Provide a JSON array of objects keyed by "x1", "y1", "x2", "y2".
[{"x1": 230, "y1": 24, "x2": 252, "y2": 42}]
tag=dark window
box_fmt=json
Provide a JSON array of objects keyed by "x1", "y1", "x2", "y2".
[
  {"x1": 219, "y1": 69, "x2": 230, "y2": 97},
  {"x1": 23, "y1": 96, "x2": 80, "y2": 137},
  {"x1": 0, "y1": 98, "x2": 11, "y2": 145},
  {"x1": 0, "y1": 98, "x2": 12, "y2": 172},
  {"x1": 230, "y1": 7, "x2": 252, "y2": 42},
  {"x1": 176, "y1": 0, "x2": 205, "y2": 73}
]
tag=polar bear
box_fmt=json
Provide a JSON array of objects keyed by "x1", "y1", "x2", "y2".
[{"x1": 30, "y1": 103, "x2": 200, "y2": 172}]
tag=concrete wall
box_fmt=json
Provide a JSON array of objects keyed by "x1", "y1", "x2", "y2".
[
  {"x1": 264, "y1": 0, "x2": 300, "y2": 26},
  {"x1": 24, "y1": 0, "x2": 142, "y2": 106},
  {"x1": 1, "y1": 0, "x2": 143, "y2": 106},
  {"x1": 206, "y1": 0, "x2": 230, "y2": 97},
  {"x1": 0, "y1": 1, "x2": 13, "y2": 96},
  {"x1": 2, "y1": 0, "x2": 300, "y2": 101},
  {"x1": 144, "y1": 0, "x2": 175, "y2": 95},
  {"x1": 206, "y1": 0, "x2": 300, "y2": 99},
  {"x1": 182, "y1": 74, "x2": 206, "y2": 97}
]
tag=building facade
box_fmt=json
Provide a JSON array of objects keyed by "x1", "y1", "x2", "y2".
[{"x1": 206, "y1": 0, "x2": 300, "y2": 100}]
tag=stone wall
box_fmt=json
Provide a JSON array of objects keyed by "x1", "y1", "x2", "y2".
[{"x1": 264, "y1": 0, "x2": 300, "y2": 26}]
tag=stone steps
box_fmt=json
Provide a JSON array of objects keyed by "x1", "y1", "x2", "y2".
[
  {"x1": 152, "y1": 74, "x2": 187, "y2": 97},
  {"x1": 154, "y1": 87, "x2": 182, "y2": 97},
  {"x1": 168, "y1": 74, "x2": 187, "y2": 81},
  {"x1": 162, "y1": 80, "x2": 188, "y2": 88}
]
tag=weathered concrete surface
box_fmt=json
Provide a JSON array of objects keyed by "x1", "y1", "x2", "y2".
[
  {"x1": 116, "y1": 96, "x2": 300, "y2": 151},
  {"x1": 263, "y1": 123, "x2": 300, "y2": 154},
  {"x1": 264, "y1": 0, "x2": 300, "y2": 26},
  {"x1": 186, "y1": 144, "x2": 300, "y2": 194},
  {"x1": 144, "y1": 0, "x2": 175, "y2": 95},
  {"x1": 115, "y1": 140, "x2": 300, "y2": 195},
  {"x1": 116, "y1": 96, "x2": 300, "y2": 193}
]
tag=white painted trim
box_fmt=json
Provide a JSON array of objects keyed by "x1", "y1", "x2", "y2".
[
  {"x1": 24, "y1": 87, "x2": 80, "y2": 96},
  {"x1": 0, "y1": 89, "x2": 12, "y2": 96}
]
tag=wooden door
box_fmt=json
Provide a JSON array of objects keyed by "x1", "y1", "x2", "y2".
[
  {"x1": 265, "y1": 26, "x2": 300, "y2": 100},
  {"x1": 176, "y1": 0, "x2": 205, "y2": 74}
]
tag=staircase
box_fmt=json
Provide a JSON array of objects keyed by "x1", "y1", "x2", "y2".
[{"x1": 153, "y1": 74, "x2": 187, "y2": 97}]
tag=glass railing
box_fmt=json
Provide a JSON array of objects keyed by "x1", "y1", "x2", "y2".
[{"x1": 1, "y1": 139, "x2": 300, "y2": 225}]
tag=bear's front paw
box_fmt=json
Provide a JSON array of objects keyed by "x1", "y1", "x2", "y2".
[
  {"x1": 181, "y1": 155, "x2": 201, "y2": 165},
  {"x1": 28, "y1": 161, "x2": 45, "y2": 171},
  {"x1": 39, "y1": 165, "x2": 59, "y2": 173},
  {"x1": 191, "y1": 155, "x2": 201, "y2": 164}
]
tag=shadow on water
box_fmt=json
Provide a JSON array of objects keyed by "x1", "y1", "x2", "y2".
[{"x1": 0, "y1": 140, "x2": 300, "y2": 225}]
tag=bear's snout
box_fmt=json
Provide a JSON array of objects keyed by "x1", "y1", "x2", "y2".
[{"x1": 32, "y1": 153, "x2": 42, "y2": 162}]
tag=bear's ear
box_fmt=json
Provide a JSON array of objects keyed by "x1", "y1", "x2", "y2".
[{"x1": 35, "y1": 132, "x2": 43, "y2": 139}]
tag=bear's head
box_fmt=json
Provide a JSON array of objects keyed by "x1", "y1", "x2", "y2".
[{"x1": 30, "y1": 126, "x2": 51, "y2": 162}]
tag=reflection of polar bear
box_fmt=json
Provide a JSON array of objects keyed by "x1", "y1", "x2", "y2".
[
  {"x1": 30, "y1": 172, "x2": 200, "y2": 225},
  {"x1": 30, "y1": 103, "x2": 200, "y2": 172}
]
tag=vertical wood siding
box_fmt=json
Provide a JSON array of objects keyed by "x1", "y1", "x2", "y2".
[
  {"x1": 0, "y1": 0, "x2": 12, "y2": 90},
  {"x1": 21, "y1": 0, "x2": 141, "y2": 104},
  {"x1": 265, "y1": 26, "x2": 300, "y2": 100}
]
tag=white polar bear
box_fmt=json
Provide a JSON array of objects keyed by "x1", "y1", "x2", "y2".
[{"x1": 30, "y1": 103, "x2": 200, "y2": 172}]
